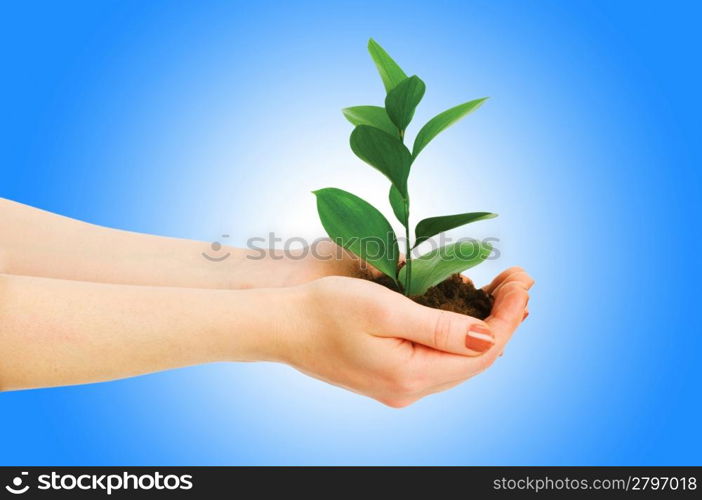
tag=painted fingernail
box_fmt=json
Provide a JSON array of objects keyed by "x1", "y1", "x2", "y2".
[
  {"x1": 522, "y1": 310, "x2": 529, "y2": 321},
  {"x1": 466, "y1": 324, "x2": 495, "y2": 352}
]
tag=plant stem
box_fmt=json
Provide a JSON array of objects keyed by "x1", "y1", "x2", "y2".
[
  {"x1": 399, "y1": 127, "x2": 411, "y2": 296},
  {"x1": 403, "y1": 201, "x2": 412, "y2": 296}
]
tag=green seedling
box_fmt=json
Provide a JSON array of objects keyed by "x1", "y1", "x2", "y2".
[{"x1": 314, "y1": 38, "x2": 496, "y2": 296}]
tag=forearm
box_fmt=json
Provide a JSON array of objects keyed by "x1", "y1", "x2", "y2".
[
  {"x1": 0, "y1": 273, "x2": 294, "y2": 391},
  {"x1": 0, "y1": 198, "x2": 302, "y2": 289}
]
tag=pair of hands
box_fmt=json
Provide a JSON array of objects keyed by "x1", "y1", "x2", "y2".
[
  {"x1": 264, "y1": 241, "x2": 533, "y2": 407},
  {"x1": 0, "y1": 199, "x2": 531, "y2": 398}
]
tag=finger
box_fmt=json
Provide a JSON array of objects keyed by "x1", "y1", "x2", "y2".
[
  {"x1": 482, "y1": 266, "x2": 526, "y2": 293},
  {"x1": 487, "y1": 282, "x2": 529, "y2": 351},
  {"x1": 377, "y1": 299, "x2": 496, "y2": 356},
  {"x1": 491, "y1": 271, "x2": 535, "y2": 296},
  {"x1": 409, "y1": 345, "x2": 495, "y2": 387},
  {"x1": 411, "y1": 346, "x2": 477, "y2": 382},
  {"x1": 409, "y1": 284, "x2": 529, "y2": 388},
  {"x1": 470, "y1": 283, "x2": 529, "y2": 368}
]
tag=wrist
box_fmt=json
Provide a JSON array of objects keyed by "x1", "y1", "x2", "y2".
[
  {"x1": 203, "y1": 246, "x2": 302, "y2": 289},
  {"x1": 211, "y1": 285, "x2": 309, "y2": 364}
]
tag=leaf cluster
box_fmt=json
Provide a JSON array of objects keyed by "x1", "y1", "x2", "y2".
[{"x1": 314, "y1": 39, "x2": 496, "y2": 296}]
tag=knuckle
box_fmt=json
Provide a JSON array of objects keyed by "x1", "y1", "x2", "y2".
[
  {"x1": 366, "y1": 296, "x2": 391, "y2": 325},
  {"x1": 432, "y1": 311, "x2": 454, "y2": 351}
]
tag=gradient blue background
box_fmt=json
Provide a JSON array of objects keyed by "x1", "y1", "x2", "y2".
[{"x1": 1, "y1": 0, "x2": 700, "y2": 465}]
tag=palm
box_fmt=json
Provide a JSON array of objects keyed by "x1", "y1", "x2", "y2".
[{"x1": 297, "y1": 266, "x2": 533, "y2": 407}]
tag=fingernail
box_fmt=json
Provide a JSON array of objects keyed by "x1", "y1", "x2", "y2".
[
  {"x1": 466, "y1": 324, "x2": 495, "y2": 352},
  {"x1": 522, "y1": 310, "x2": 529, "y2": 321}
]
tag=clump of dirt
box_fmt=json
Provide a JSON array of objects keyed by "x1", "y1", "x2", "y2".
[{"x1": 372, "y1": 273, "x2": 494, "y2": 319}]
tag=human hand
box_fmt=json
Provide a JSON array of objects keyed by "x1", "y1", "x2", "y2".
[
  {"x1": 272, "y1": 267, "x2": 533, "y2": 407},
  {"x1": 279, "y1": 239, "x2": 384, "y2": 285}
]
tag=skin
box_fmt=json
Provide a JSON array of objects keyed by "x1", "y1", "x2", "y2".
[
  {"x1": 0, "y1": 198, "x2": 533, "y2": 406},
  {"x1": 0, "y1": 198, "x2": 364, "y2": 289}
]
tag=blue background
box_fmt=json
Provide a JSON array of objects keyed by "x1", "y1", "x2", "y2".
[{"x1": 1, "y1": 0, "x2": 700, "y2": 465}]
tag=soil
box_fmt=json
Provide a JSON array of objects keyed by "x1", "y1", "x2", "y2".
[{"x1": 372, "y1": 273, "x2": 494, "y2": 319}]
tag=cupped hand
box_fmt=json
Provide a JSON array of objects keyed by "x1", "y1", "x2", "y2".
[
  {"x1": 283, "y1": 239, "x2": 385, "y2": 285},
  {"x1": 276, "y1": 267, "x2": 533, "y2": 407}
]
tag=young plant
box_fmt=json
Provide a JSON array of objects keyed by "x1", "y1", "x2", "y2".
[{"x1": 314, "y1": 39, "x2": 496, "y2": 297}]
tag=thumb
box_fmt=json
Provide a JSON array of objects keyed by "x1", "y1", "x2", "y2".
[{"x1": 378, "y1": 297, "x2": 495, "y2": 356}]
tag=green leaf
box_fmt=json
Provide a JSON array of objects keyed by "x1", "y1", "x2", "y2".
[
  {"x1": 314, "y1": 188, "x2": 399, "y2": 280},
  {"x1": 385, "y1": 75, "x2": 426, "y2": 131},
  {"x1": 399, "y1": 240, "x2": 492, "y2": 296},
  {"x1": 367, "y1": 38, "x2": 408, "y2": 93},
  {"x1": 389, "y1": 185, "x2": 408, "y2": 226},
  {"x1": 412, "y1": 97, "x2": 488, "y2": 157},
  {"x1": 350, "y1": 125, "x2": 412, "y2": 197},
  {"x1": 414, "y1": 212, "x2": 497, "y2": 248},
  {"x1": 342, "y1": 106, "x2": 399, "y2": 137}
]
